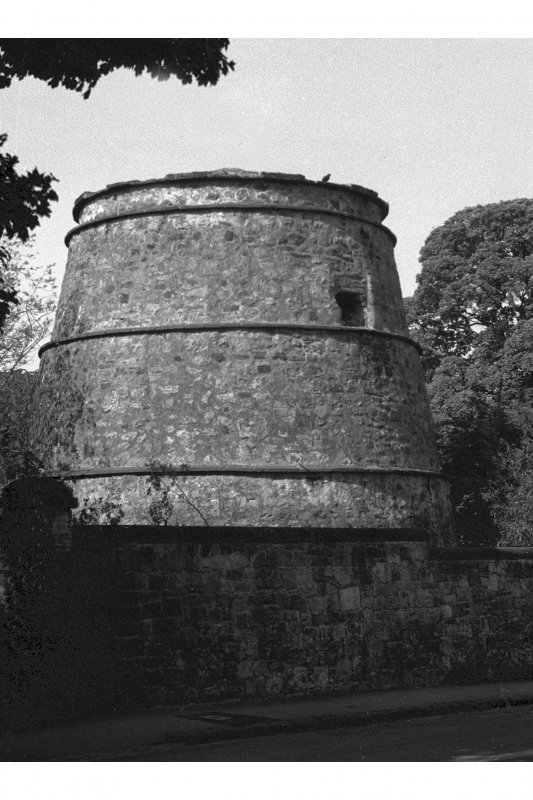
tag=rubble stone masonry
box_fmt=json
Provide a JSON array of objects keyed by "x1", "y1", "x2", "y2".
[
  {"x1": 35, "y1": 171, "x2": 454, "y2": 544},
  {"x1": 73, "y1": 527, "x2": 533, "y2": 706}
]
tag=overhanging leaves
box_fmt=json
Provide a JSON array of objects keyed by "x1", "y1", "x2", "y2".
[{"x1": 0, "y1": 39, "x2": 235, "y2": 98}]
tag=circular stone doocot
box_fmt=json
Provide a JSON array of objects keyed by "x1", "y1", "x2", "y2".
[{"x1": 35, "y1": 169, "x2": 454, "y2": 544}]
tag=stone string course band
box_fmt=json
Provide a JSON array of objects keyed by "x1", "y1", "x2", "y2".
[
  {"x1": 64, "y1": 203, "x2": 397, "y2": 247},
  {"x1": 45, "y1": 465, "x2": 448, "y2": 480},
  {"x1": 38, "y1": 322, "x2": 422, "y2": 358}
]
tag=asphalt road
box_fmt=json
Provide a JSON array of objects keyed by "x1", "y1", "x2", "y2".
[{"x1": 112, "y1": 705, "x2": 533, "y2": 761}]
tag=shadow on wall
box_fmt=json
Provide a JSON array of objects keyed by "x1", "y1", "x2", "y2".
[
  {"x1": 2, "y1": 476, "x2": 533, "y2": 732},
  {"x1": 0, "y1": 478, "x2": 125, "y2": 733}
]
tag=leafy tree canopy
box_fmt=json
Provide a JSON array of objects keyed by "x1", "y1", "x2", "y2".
[
  {"x1": 409, "y1": 198, "x2": 533, "y2": 376},
  {"x1": 0, "y1": 39, "x2": 234, "y2": 98},
  {"x1": 0, "y1": 237, "x2": 57, "y2": 374},
  {"x1": 427, "y1": 355, "x2": 511, "y2": 545},
  {"x1": 0, "y1": 239, "x2": 56, "y2": 485},
  {"x1": 408, "y1": 198, "x2": 533, "y2": 546},
  {"x1": 0, "y1": 133, "x2": 57, "y2": 327},
  {"x1": 0, "y1": 368, "x2": 40, "y2": 485},
  {"x1": 0, "y1": 133, "x2": 58, "y2": 247}
]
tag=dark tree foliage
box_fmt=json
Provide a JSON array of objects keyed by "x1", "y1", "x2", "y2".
[
  {"x1": 0, "y1": 134, "x2": 58, "y2": 248},
  {"x1": 0, "y1": 133, "x2": 58, "y2": 327},
  {"x1": 0, "y1": 39, "x2": 234, "y2": 98},
  {"x1": 408, "y1": 198, "x2": 533, "y2": 545},
  {"x1": 0, "y1": 369, "x2": 40, "y2": 484},
  {"x1": 427, "y1": 357, "x2": 512, "y2": 545},
  {"x1": 409, "y1": 199, "x2": 533, "y2": 379},
  {"x1": 0, "y1": 278, "x2": 17, "y2": 332}
]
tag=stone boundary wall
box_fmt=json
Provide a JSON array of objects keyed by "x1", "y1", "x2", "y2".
[{"x1": 71, "y1": 526, "x2": 533, "y2": 708}]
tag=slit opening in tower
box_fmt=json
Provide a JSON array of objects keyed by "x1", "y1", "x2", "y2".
[{"x1": 335, "y1": 290, "x2": 365, "y2": 327}]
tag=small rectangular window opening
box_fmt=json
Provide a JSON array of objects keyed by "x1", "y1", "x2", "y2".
[{"x1": 336, "y1": 290, "x2": 365, "y2": 327}]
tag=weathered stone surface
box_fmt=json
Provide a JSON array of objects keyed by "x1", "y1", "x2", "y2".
[
  {"x1": 59, "y1": 186, "x2": 401, "y2": 334},
  {"x1": 35, "y1": 171, "x2": 453, "y2": 543},
  {"x1": 73, "y1": 173, "x2": 388, "y2": 226},
  {"x1": 63, "y1": 473, "x2": 452, "y2": 543},
  {"x1": 38, "y1": 331, "x2": 436, "y2": 469},
  {"x1": 72, "y1": 530, "x2": 533, "y2": 706}
]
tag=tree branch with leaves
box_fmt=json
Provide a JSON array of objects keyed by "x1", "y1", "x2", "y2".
[
  {"x1": 408, "y1": 198, "x2": 533, "y2": 545},
  {"x1": 0, "y1": 237, "x2": 56, "y2": 376}
]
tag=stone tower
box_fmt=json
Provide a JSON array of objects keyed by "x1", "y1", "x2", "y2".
[{"x1": 35, "y1": 169, "x2": 454, "y2": 545}]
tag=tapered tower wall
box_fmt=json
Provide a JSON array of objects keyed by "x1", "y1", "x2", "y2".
[{"x1": 35, "y1": 170, "x2": 454, "y2": 545}]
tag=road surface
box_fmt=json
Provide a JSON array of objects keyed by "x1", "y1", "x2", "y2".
[{"x1": 111, "y1": 705, "x2": 533, "y2": 761}]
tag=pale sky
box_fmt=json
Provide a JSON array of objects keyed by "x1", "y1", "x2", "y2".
[{"x1": 1, "y1": 38, "x2": 532, "y2": 300}]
